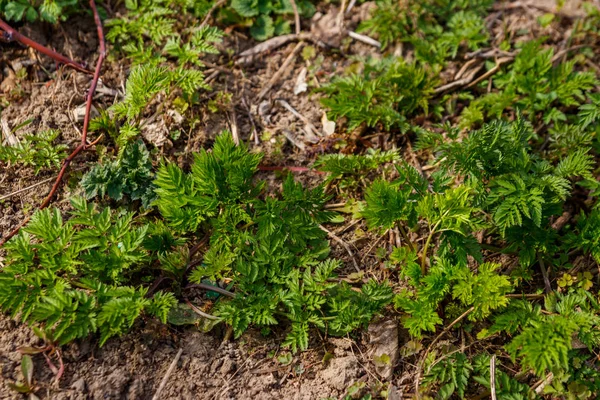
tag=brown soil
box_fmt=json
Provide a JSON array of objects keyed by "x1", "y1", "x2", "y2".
[{"x1": 0, "y1": 313, "x2": 392, "y2": 399}]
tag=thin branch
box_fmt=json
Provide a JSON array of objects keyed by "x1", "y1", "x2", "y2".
[
  {"x1": 0, "y1": 0, "x2": 106, "y2": 248},
  {"x1": 347, "y1": 31, "x2": 381, "y2": 48},
  {"x1": 506, "y1": 293, "x2": 545, "y2": 299},
  {"x1": 257, "y1": 42, "x2": 304, "y2": 101},
  {"x1": 320, "y1": 225, "x2": 361, "y2": 272},
  {"x1": 276, "y1": 98, "x2": 319, "y2": 137},
  {"x1": 0, "y1": 166, "x2": 88, "y2": 201},
  {"x1": 235, "y1": 33, "x2": 328, "y2": 63},
  {"x1": 434, "y1": 63, "x2": 484, "y2": 94},
  {"x1": 465, "y1": 56, "x2": 514, "y2": 88},
  {"x1": 0, "y1": 18, "x2": 91, "y2": 74},
  {"x1": 337, "y1": 0, "x2": 347, "y2": 33},
  {"x1": 199, "y1": 0, "x2": 227, "y2": 28}
]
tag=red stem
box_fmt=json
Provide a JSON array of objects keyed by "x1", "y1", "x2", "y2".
[
  {"x1": 0, "y1": 1, "x2": 105, "y2": 248},
  {"x1": 0, "y1": 18, "x2": 92, "y2": 75}
]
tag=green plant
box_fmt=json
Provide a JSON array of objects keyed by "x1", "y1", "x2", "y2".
[
  {"x1": 154, "y1": 132, "x2": 393, "y2": 351},
  {"x1": 320, "y1": 58, "x2": 436, "y2": 131},
  {"x1": 1, "y1": 0, "x2": 78, "y2": 23},
  {"x1": 436, "y1": 114, "x2": 595, "y2": 267},
  {"x1": 483, "y1": 290, "x2": 600, "y2": 382},
  {"x1": 0, "y1": 198, "x2": 177, "y2": 346},
  {"x1": 228, "y1": 0, "x2": 314, "y2": 40},
  {"x1": 89, "y1": 61, "x2": 212, "y2": 147},
  {"x1": 8, "y1": 355, "x2": 37, "y2": 399},
  {"x1": 81, "y1": 140, "x2": 156, "y2": 207},
  {"x1": 0, "y1": 129, "x2": 68, "y2": 173},
  {"x1": 105, "y1": 0, "x2": 220, "y2": 63},
  {"x1": 314, "y1": 148, "x2": 400, "y2": 189},
  {"x1": 461, "y1": 40, "x2": 598, "y2": 127},
  {"x1": 358, "y1": 0, "x2": 491, "y2": 59},
  {"x1": 104, "y1": 6, "x2": 222, "y2": 134}
]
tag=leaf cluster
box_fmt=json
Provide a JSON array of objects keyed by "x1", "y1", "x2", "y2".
[
  {"x1": 436, "y1": 114, "x2": 596, "y2": 267},
  {"x1": 462, "y1": 40, "x2": 598, "y2": 128},
  {"x1": 154, "y1": 132, "x2": 392, "y2": 351},
  {"x1": 228, "y1": 0, "x2": 315, "y2": 40},
  {"x1": 0, "y1": 198, "x2": 176, "y2": 346},
  {"x1": 358, "y1": 0, "x2": 492, "y2": 61},
  {"x1": 320, "y1": 58, "x2": 436, "y2": 131},
  {"x1": 0, "y1": 129, "x2": 68, "y2": 174},
  {"x1": 81, "y1": 140, "x2": 156, "y2": 208},
  {"x1": 1, "y1": 0, "x2": 78, "y2": 24}
]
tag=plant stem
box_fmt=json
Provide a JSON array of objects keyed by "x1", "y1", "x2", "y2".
[
  {"x1": 538, "y1": 253, "x2": 553, "y2": 294},
  {"x1": 186, "y1": 283, "x2": 235, "y2": 298},
  {"x1": 0, "y1": 0, "x2": 106, "y2": 248},
  {"x1": 184, "y1": 298, "x2": 219, "y2": 320},
  {"x1": 0, "y1": 19, "x2": 92, "y2": 74},
  {"x1": 414, "y1": 306, "x2": 475, "y2": 399},
  {"x1": 397, "y1": 223, "x2": 415, "y2": 252}
]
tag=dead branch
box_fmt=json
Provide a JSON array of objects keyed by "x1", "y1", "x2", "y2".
[
  {"x1": 199, "y1": 0, "x2": 228, "y2": 28},
  {"x1": 257, "y1": 42, "x2": 304, "y2": 101},
  {"x1": 320, "y1": 224, "x2": 361, "y2": 272},
  {"x1": 434, "y1": 63, "x2": 484, "y2": 94},
  {"x1": 466, "y1": 56, "x2": 514, "y2": 88},
  {"x1": 289, "y1": 0, "x2": 301, "y2": 35}
]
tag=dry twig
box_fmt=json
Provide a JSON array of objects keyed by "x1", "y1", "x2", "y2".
[
  {"x1": 466, "y1": 56, "x2": 514, "y2": 88},
  {"x1": 289, "y1": 0, "x2": 301, "y2": 35},
  {"x1": 434, "y1": 63, "x2": 484, "y2": 94},
  {"x1": 152, "y1": 348, "x2": 183, "y2": 400},
  {"x1": 256, "y1": 42, "x2": 304, "y2": 101},
  {"x1": 199, "y1": 0, "x2": 228, "y2": 28},
  {"x1": 320, "y1": 225, "x2": 361, "y2": 272},
  {"x1": 184, "y1": 299, "x2": 219, "y2": 320},
  {"x1": 347, "y1": 31, "x2": 381, "y2": 48}
]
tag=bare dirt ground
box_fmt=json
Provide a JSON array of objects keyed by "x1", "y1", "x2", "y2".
[{"x1": 1, "y1": 313, "x2": 400, "y2": 399}]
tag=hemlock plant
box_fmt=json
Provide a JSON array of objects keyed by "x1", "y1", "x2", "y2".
[
  {"x1": 0, "y1": 132, "x2": 393, "y2": 353},
  {"x1": 3, "y1": 0, "x2": 600, "y2": 397}
]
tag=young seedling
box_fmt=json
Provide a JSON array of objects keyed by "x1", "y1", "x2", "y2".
[{"x1": 8, "y1": 355, "x2": 38, "y2": 399}]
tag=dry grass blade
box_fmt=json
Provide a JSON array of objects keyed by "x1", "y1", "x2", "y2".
[
  {"x1": 152, "y1": 348, "x2": 183, "y2": 400},
  {"x1": 257, "y1": 42, "x2": 304, "y2": 101}
]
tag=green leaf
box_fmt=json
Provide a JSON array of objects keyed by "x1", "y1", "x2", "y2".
[
  {"x1": 250, "y1": 14, "x2": 275, "y2": 41},
  {"x1": 21, "y1": 355, "x2": 34, "y2": 385}
]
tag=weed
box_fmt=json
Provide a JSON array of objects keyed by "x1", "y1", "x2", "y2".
[{"x1": 0, "y1": 129, "x2": 68, "y2": 173}]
